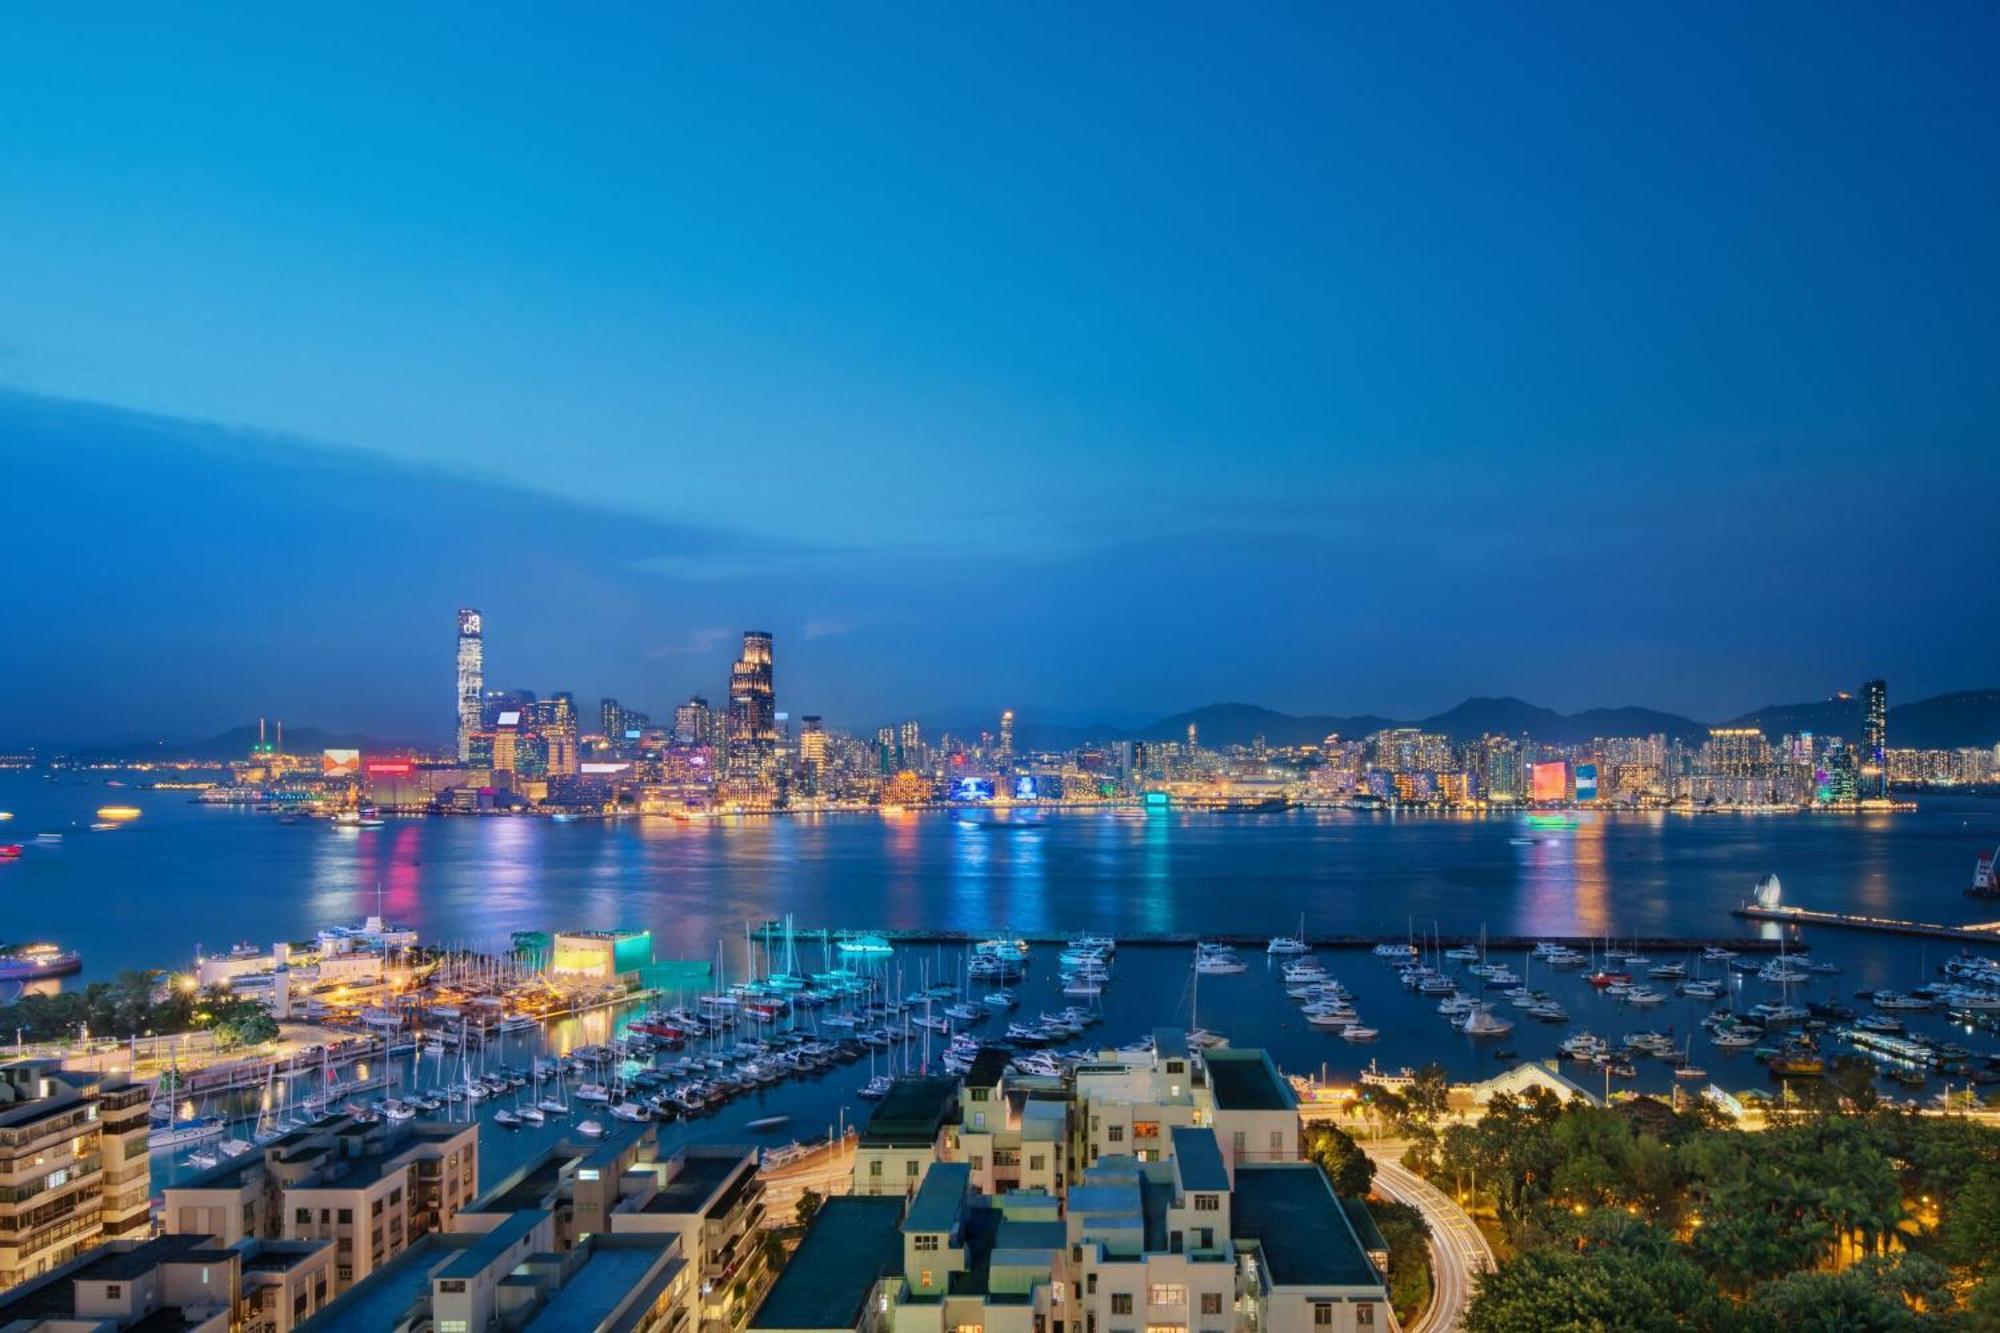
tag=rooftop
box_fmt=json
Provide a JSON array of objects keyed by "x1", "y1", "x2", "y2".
[
  {"x1": 858, "y1": 1076, "x2": 957, "y2": 1148},
  {"x1": 297, "y1": 1237, "x2": 448, "y2": 1332},
  {"x1": 439, "y1": 1207, "x2": 548, "y2": 1281},
  {"x1": 644, "y1": 1147, "x2": 752, "y2": 1216},
  {"x1": 904, "y1": 1161, "x2": 970, "y2": 1234},
  {"x1": 0, "y1": 1234, "x2": 238, "y2": 1324},
  {"x1": 750, "y1": 1196, "x2": 905, "y2": 1331},
  {"x1": 964, "y1": 1047, "x2": 1013, "y2": 1089},
  {"x1": 1203, "y1": 1050, "x2": 1296, "y2": 1112},
  {"x1": 1231, "y1": 1165, "x2": 1380, "y2": 1290},
  {"x1": 529, "y1": 1236, "x2": 680, "y2": 1333},
  {"x1": 1171, "y1": 1125, "x2": 1229, "y2": 1191}
]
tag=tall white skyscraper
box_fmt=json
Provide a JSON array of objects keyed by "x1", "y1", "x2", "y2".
[{"x1": 456, "y1": 608, "x2": 484, "y2": 761}]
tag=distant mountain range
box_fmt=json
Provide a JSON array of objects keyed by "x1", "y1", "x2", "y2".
[
  {"x1": 64, "y1": 724, "x2": 411, "y2": 763},
  {"x1": 1005, "y1": 689, "x2": 2000, "y2": 751}
]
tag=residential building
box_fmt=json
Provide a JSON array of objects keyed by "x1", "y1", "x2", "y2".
[
  {"x1": 853, "y1": 1077, "x2": 959, "y2": 1198},
  {"x1": 0, "y1": 1059, "x2": 152, "y2": 1291},
  {"x1": 161, "y1": 1115, "x2": 479, "y2": 1293}
]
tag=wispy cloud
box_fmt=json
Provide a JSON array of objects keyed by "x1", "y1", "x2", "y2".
[
  {"x1": 803, "y1": 617, "x2": 851, "y2": 641},
  {"x1": 646, "y1": 628, "x2": 732, "y2": 658}
]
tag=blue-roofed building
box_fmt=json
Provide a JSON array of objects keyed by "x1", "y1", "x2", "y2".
[
  {"x1": 1231, "y1": 1165, "x2": 1388, "y2": 1333},
  {"x1": 297, "y1": 1209, "x2": 694, "y2": 1333},
  {"x1": 1203, "y1": 1049, "x2": 1301, "y2": 1165},
  {"x1": 853, "y1": 1078, "x2": 958, "y2": 1198}
]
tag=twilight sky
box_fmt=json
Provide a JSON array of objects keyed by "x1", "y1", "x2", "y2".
[{"x1": 2, "y1": 4, "x2": 1997, "y2": 746}]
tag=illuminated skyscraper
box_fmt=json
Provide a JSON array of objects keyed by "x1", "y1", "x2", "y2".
[
  {"x1": 1861, "y1": 678, "x2": 1888, "y2": 800},
  {"x1": 999, "y1": 709, "x2": 1015, "y2": 763},
  {"x1": 455, "y1": 608, "x2": 484, "y2": 761},
  {"x1": 726, "y1": 632, "x2": 777, "y2": 788},
  {"x1": 798, "y1": 715, "x2": 826, "y2": 796}
]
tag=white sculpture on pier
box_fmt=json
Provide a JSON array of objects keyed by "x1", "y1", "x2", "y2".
[{"x1": 1754, "y1": 873, "x2": 1783, "y2": 909}]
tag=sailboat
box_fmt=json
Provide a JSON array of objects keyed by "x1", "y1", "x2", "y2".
[{"x1": 1266, "y1": 915, "x2": 1309, "y2": 956}]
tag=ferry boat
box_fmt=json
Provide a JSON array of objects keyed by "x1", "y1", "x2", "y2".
[
  {"x1": 1358, "y1": 1059, "x2": 1416, "y2": 1092},
  {"x1": 0, "y1": 943, "x2": 83, "y2": 981},
  {"x1": 835, "y1": 933, "x2": 895, "y2": 957},
  {"x1": 0, "y1": 844, "x2": 21, "y2": 860}
]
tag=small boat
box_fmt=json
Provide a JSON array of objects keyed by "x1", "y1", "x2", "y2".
[
  {"x1": 1340, "y1": 1026, "x2": 1379, "y2": 1042},
  {"x1": 493, "y1": 1109, "x2": 522, "y2": 1128},
  {"x1": 1267, "y1": 916, "x2": 1309, "y2": 956},
  {"x1": 0, "y1": 844, "x2": 21, "y2": 860},
  {"x1": 859, "y1": 1075, "x2": 893, "y2": 1099},
  {"x1": 1459, "y1": 1004, "x2": 1515, "y2": 1037},
  {"x1": 576, "y1": 1117, "x2": 606, "y2": 1137}
]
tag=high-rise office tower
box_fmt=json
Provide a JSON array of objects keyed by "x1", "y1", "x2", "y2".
[
  {"x1": 1861, "y1": 678, "x2": 1888, "y2": 800},
  {"x1": 456, "y1": 609, "x2": 484, "y2": 762},
  {"x1": 799, "y1": 715, "x2": 826, "y2": 796},
  {"x1": 600, "y1": 697, "x2": 624, "y2": 741},
  {"x1": 999, "y1": 709, "x2": 1015, "y2": 763},
  {"x1": 898, "y1": 720, "x2": 923, "y2": 770},
  {"x1": 674, "y1": 696, "x2": 712, "y2": 746},
  {"x1": 546, "y1": 691, "x2": 579, "y2": 775},
  {"x1": 726, "y1": 632, "x2": 777, "y2": 787}
]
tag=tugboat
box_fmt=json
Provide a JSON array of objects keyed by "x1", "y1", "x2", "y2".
[{"x1": 1969, "y1": 848, "x2": 1999, "y2": 900}]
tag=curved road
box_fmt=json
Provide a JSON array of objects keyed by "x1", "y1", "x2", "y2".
[{"x1": 1365, "y1": 1147, "x2": 1495, "y2": 1333}]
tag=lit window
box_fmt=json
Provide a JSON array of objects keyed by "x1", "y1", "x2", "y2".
[
  {"x1": 1193, "y1": 1195, "x2": 1218, "y2": 1212},
  {"x1": 1148, "y1": 1285, "x2": 1185, "y2": 1305},
  {"x1": 1313, "y1": 1303, "x2": 1332, "y2": 1327}
]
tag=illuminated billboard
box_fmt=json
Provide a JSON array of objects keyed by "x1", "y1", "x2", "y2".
[
  {"x1": 321, "y1": 748, "x2": 361, "y2": 777},
  {"x1": 1013, "y1": 774, "x2": 1039, "y2": 801},
  {"x1": 364, "y1": 760, "x2": 414, "y2": 777},
  {"x1": 1574, "y1": 763, "x2": 1599, "y2": 801},
  {"x1": 952, "y1": 776, "x2": 996, "y2": 802},
  {"x1": 1531, "y1": 761, "x2": 1569, "y2": 802},
  {"x1": 579, "y1": 762, "x2": 630, "y2": 776},
  {"x1": 496, "y1": 710, "x2": 522, "y2": 727}
]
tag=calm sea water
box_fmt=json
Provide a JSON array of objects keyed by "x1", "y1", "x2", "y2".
[{"x1": 4, "y1": 770, "x2": 1998, "y2": 1191}]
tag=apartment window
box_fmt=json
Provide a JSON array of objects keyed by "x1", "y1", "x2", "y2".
[
  {"x1": 869, "y1": 1160, "x2": 883, "y2": 1178},
  {"x1": 971, "y1": 1088, "x2": 990, "y2": 1102},
  {"x1": 1356, "y1": 1305, "x2": 1374, "y2": 1327},
  {"x1": 295, "y1": 1208, "x2": 311, "y2": 1226},
  {"x1": 914, "y1": 1234, "x2": 940, "y2": 1251},
  {"x1": 921, "y1": 1270, "x2": 934, "y2": 1288},
  {"x1": 1148, "y1": 1284, "x2": 1185, "y2": 1305},
  {"x1": 1030, "y1": 1154, "x2": 1046, "y2": 1171},
  {"x1": 389, "y1": 1187, "x2": 402, "y2": 1206},
  {"x1": 1111, "y1": 1295, "x2": 1133, "y2": 1315},
  {"x1": 105, "y1": 1285, "x2": 121, "y2": 1299},
  {"x1": 1087, "y1": 1274, "x2": 1098, "y2": 1295},
  {"x1": 1200, "y1": 1295, "x2": 1223, "y2": 1316},
  {"x1": 906, "y1": 1160, "x2": 920, "y2": 1177},
  {"x1": 338, "y1": 1209, "x2": 352, "y2": 1224},
  {"x1": 957, "y1": 1324, "x2": 985, "y2": 1333},
  {"x1": 973, "y1": 1112, "x2": 987, "y2": 1129},
  {"x1": 1106, "y1": 1125, "x2": 1125, "y2": 1144},
  {"x1": 1145, "y1": 1325, "x2": 1185, "y2": 1333},
  {"x1": 1231, "y1": 1132, "x2": 1245, "y2": 1156},
  {"x1": 371, "y1": 1198, "x2": 383, "y2": 1217},
  {"x1": 1166, "y1": 1060, "x2": 1185, "y2": 1075},
  {"x1": 1193, "y1": 1194, "x2": 1218, "y2": 1212},
  {"x1": 439, "y1": 1322, "x2": 469, "y2": 1333},
  {"x1": 1313, "y1": 1304, "x2": 1332, "y2": 1327},
  {"x1": 321, "y1": 1208, "x2": 331, "y2": 1224},
  {"x1": 1269, "y1": 1131, "x2": 1283, "y2": 1156},
  {"x1": 1134, "y1": 1121, "x2": 1160, "y2": 1141}
]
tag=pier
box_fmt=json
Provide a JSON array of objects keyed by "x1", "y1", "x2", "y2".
[{"x1": 1733, "y1": 903, "x2": 2000, "y2": 943}]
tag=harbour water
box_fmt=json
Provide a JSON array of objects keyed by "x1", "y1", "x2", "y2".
[{"x1": 4, "y1": 770, "x2": 1999, "y2": 1191}]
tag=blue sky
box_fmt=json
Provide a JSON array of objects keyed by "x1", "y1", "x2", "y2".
[{"x1": 2, "y1": 5, "x2": 1997, "y2": 745}]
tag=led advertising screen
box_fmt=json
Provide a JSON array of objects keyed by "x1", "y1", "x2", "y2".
[
  {"x1": 1013, "y1": 774, "x2": 1039, "y2": 801},
  {"x1": 1531, "y1": 761, "x2": 1569, "y2": 802},
  {"x1": 1574, "y1": 762, "x2": 1598, "y2": 801},
  {"x1": 952, "y1": 776, "x2": 996, "y2": 802},
  {"x1": 321, "y1": 748, "x2": 361, "y2": 777}
]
